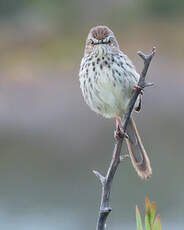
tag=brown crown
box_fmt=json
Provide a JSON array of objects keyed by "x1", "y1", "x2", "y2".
[{"x1": 91, "y1": 26, "x2": 111, "y2": 41}]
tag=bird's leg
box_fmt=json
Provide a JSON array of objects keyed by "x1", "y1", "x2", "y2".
[
  {"x1": 115, "y1": 116, "x2": 119, "y2": 130},
  {"x1": 114, "y1": 117, "x2": 122, "y2": 140},
  {"x1": 114, "y1": 117, "x2": 129, "y2": 140},
  {"x1": 114, "y1": 117, "x2": 130, "y2": 160}
]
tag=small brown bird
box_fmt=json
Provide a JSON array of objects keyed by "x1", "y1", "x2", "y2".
[{"x1": 79, "y1": 25, "x2": 152, "y2": 179}]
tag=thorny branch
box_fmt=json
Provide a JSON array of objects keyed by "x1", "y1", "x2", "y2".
[{"x1": 93, "y1": 47, "x2": 156, "y2": 230}]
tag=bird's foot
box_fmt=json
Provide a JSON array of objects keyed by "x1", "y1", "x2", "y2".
[
  {"x1": 114, "y1": 128, "x2": 129, "y2": 141},
  {"x1": 133, "y1": 84, "x2": 144, "y2": 95},
  {"x1": 114, "y1": 129, "x2": 122, "y2": 140}
]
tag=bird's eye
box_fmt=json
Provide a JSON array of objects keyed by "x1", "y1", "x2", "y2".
[
  {"x1": 88, "y1": 39, "x2": 94, "y2": 46},
  {"x1": 108, "y1": 37, "x2": 113, "y2": 45}
]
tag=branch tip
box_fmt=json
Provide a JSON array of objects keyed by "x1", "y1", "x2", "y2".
[
  {"x1": 144, "y1": 82, "x2": 154, "y2": 88},
  {"x1": 93, "y1": 170, "x2": 105, "y2": 184},
  {"x1": 152, "y1": 46, "x2": 156, "y2": 55},
  {"x1": 137, "y1": 51, "x2": 146, "y2": 61},
  {"x1": 137, "y1": 47, "x2": 156, "y2": 62}
]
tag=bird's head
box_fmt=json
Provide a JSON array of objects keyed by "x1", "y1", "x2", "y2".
[{"x1": 85, "y1": 25, "x2": 119, "y2": 56}]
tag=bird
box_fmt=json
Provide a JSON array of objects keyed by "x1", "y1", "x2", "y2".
[{"x1": 79, "y1": 25, "x2": 152, "y2": 179}]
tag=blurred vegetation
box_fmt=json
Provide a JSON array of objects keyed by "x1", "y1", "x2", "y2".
[
  {"x1": 145, "y1": 0, "x2": 184, "y2": 17},
  {"x1": 1, "y1": 0, "x2": 184, "y2": 73},
  {"x1": 136, "y1": 197, "x2": 162, "y2": 230},
  {"x1": 1, "y1": 0, "x2": 184, "y2": 24}
]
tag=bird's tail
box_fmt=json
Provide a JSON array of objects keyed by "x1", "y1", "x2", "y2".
[{"x1": 126, "y1": 117, "x2": 152, "y2": 179}]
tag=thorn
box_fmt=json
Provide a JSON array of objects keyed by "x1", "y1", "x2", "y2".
[
  {"x1": 93, "y1": 170, "x2": 105, "y2": 184},
  {"x1": 120, "y1": 154, "x2": 129, "y2": 161},
  {"x1": 100, "y1": 207, "x2": 112, "y2": 213},
  {"x1": 144, "y1": 82, "x2": 154, "y2": 88}
]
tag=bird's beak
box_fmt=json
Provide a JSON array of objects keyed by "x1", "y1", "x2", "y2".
[{"x1": 94, "y1": 40, "x2": 108, "y2": 45}]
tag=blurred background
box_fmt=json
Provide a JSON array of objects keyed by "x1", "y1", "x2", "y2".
[{"x1": 0, "y1": 0, "x2": 184, "y2": 229}]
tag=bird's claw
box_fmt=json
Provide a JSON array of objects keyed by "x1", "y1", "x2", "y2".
[
  {"x1": 114, "y1": 129, "x2": 122, "y2": 141},
  {"x1": 114, "y1": 129, "x2": 129, "y2": 141}
]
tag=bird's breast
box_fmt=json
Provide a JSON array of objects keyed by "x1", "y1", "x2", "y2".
[{"x1": 79, "y1": 52, "x2": 139, "y2": 118}]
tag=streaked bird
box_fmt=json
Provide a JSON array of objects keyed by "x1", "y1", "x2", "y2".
[{"x1": 79, "y1": 25, "x2": 152, "y2": 179}]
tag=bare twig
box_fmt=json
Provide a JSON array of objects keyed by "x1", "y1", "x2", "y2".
[{"x1": 93, "y1": 47, "x2": 156, "y2": 230}]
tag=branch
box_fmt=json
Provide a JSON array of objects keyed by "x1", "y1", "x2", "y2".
[{"x1": 93, "y1": 47, "x2": 156, "y2": 230}]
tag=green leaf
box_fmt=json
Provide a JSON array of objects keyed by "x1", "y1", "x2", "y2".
[
  {"x1": 136, "y1": 205, "x2": 143, "y2": 230},
  {"x1": 150, "y1": 202, "x2": 156, "y2": 224},
  {"x1": 153, "y1": 215, "x2": 161, "y2": 230},
  {"x1": 145, "y1": 197, "x2": 151, "y2": 212},
  {"x1": 145, "y1": 197, "x2": 152, "y2": 230},
  {"x1": 144, "y1": 197, "x2": 156, "y2": 228},
  {"x1": 145, "y1": 213, "x2": 151, "y2": 230},
  {"x1": 136, "y1": 197, "x2": 162, "y2": 230}
]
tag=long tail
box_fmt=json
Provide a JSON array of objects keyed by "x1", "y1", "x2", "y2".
[{"x1": 126, "y1": 117, "x2": 152, "y2": 179}]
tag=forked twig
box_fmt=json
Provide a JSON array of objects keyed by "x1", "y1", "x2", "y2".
[{"x1": 93, "y1": 47, "x2": 156, "y2": 230}]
